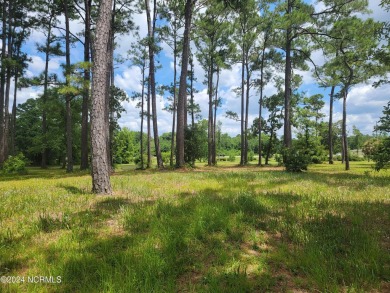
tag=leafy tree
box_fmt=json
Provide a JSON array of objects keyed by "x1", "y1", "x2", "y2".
[
  {"x1": 362, "y1": 138, "x2": 381, "y2": 162},
  {"x1": 15, "y1": 88, "x2": 80, "y2": 166},
  {"x1": 184, "y1": 120, "x2": 208, "y2": 166},
  {"x1": 129, "y1": 39, "x2": 149, "y2": 169},
  {"x1": 194, "y1": 0, "x2": 233, "y2": 166},
  {"x1": 350, "y1": 125, "x2": 363, "y2": 156},
  {"x1": 233, "y1": 0, "x2": 261, "y2": 165},
  {"x1": 145, "y1": 0, "x2": 164, "y2": 169},
  {"x1": 373, "y1": 138, "x2": 390, "y2": 171},
  {"x1": 113, "y1": 128, "x2": 137, "y2": 164},
  {"x1": 158, "y1": 0, "x2": 184, "y2": 167},
  {"x1": 372, "y1": 101, "x2": 390, "y2": 170},
  {"x1": 263, "y1": 92, "x2": 283, "y2": 164},
  {"x1": 375, "y1": 102, "x2": 390, "y2": 134},
  {"x1": 328, "y1": 17, "x2": 382, "y2": 170}
]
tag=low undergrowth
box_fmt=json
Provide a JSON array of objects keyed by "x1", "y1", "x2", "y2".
[{"x1": 0, "y1": 162, "x2": 389, "y2": 292}]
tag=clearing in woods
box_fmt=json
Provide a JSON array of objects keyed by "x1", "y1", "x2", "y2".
[{"x1": 0, "y1": 161, "x2": 389, "y2": 292}]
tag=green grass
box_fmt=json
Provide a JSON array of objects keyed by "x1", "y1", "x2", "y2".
[{"x1": 0, "y1": 161, "x2": 389, "y2": 292}]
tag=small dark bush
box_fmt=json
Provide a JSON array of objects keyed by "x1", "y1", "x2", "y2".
[
  {"x1": 349, "y1": 154, "x2": 365, "y2": 161},
  {"x1": 161, "y1": 152, "x2": 170, "y2": 165},
  {"x1": 2, "y1": 153, "x2": 28, "y2": 174},
  {"x1": 228, "y1": 154, "x2": 236, "y2": 162},
  {"x1": 248, "y1": 151, "x2": 255, "y2": 161},
  {"x1": 282, "y1": 147, "x2": 311, "y2": 172},
  {"x1": 373, "y1": 138, "x2": 390, "y2": 171}
]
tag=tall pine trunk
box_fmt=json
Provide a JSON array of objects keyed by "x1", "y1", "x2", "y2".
[
  {"x1": 140, "y1": 62, "x2": 146, "y2": 169},
  {"x1": 240, "y1": 45, "x2": 245, "y2": 165},
  {"x1": 207, "y1": 62, "x2": 214, "y2": 166},
  {"x1": 328, "y1": 85, "x2": 335, "y2": 164},
  {"x1": 213, "y1": 67, "x2": 219, "y2": 165},
  {"x1": 0, "y1": 0, "x2": 7, "y2": 165},
  {"x1": 91, "y1": 0, "x2": 113, "y2": 194},
  {"x1": 190, "y1": 55, "x2": 195, "y2": 127},
  {"x1": 64, "y1": 0, "x2": 73, "y2": 172},
  {"x1": 258, "y1": 46, "x2": 266, "y2": 166},
  {"x1": 41, "y1": 16, "x2": 54, "y2": 169},
  {"x1": 342, "y1": 88, "x2": 350, "y2": 171},
  {"x1": 176, "y1": 0, "x2": 194, "y2": 168},
  {"x1": 3, "y1": 0, "x2": 12, "y2": 162},
  {"x1": 283, "y1": 0, "x2": 292, "y2": 149},
  {"x1": 170, "y1": 35, "x2": 177, "y2": 167},
  {"x1": 80, "y1": 0, "x2": 91, "y2": 170},
  {"x1": 244, "y1": 59, "x2": 250, "y2": 164},
  {"x1": 145, "y1": 0, "x2": 163, "y2": 168}
]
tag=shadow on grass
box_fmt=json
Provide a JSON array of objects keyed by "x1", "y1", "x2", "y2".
[
  {"x1": 57, "y1": 184, "x2": 88, "y2": 195},
  {"x1": 0, "y1": 167, "x2": 91, "y2": 182},
  {"x1": 28, "y1": 182, "x2": 388, "y2": 292},
  {"x1": 2, "y1": 168, "x2": 389, "y2": 292}
]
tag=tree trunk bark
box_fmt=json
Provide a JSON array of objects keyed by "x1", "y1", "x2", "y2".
[
  {"x1": 140, "y1": 63, "x2": 145, "y2": 169},
  {"x1": 0, "y1": 0, "x2": 7, "y2": 165},
  {"x1": 208, "y1": 62, "x2": 214, "y2": 166},
  {"x1": 64, "y1": 0, "x2": 73, "y2": 172},
  {"x1": 240, "y1": 45, "x2": 245, "y2": 165},
  {"x1": 176, "y1": 0, "x2": 194, "y2": 168},
  {"x1": 10, "y1": 72, "x2": 18, "y2": 156},
  {"x1": 41, "y1": 15, "x2": 53, "y2": 169},
  {"x1": 258, "y1": 46, "x2": 265, "y2": 166},
  {"x1": 190, "y1": 54, "x2": 195, "y2": 128},
  {"x1": 147, "y1": 80, "x2": 151, "y2": 168},
  {"x1": 170, "y1": 35, "x2": 177, "y2": 167},
  {"x1": 328, "y1": 85, "x2": 335, "y2": 164},
  {"x1": 245, "y1": 57, "x2": 250, "y2": 164},
  {"x1": 342, "y1": 88, "x2": 349, "y2": 171},
  {"x1": 90, "y1": 0, "x2": 113, "y2": 194},
  {"x1": 283, "y1": 0, "x2": 292, "y2": 149},
  {"x1": 105, "y1": 0, "x2": 115, "y2": 173},
  {"x1": 145, "y1": 0, "x2": 163, "y2": 169},
  {"x1": 80, "y1": 0, "x2": 91, "y2": 170},
  {"x1": 4, "y1": 0, "x2": 12, "y2": 162},
  {"x1": 213, "y1": 66, "x2": 219, "y2": 165}
]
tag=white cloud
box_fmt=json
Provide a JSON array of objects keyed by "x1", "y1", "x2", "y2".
[
  {"x1": 115, "y1": 66, "x2": 142, "y2": 93},
  {"x1": 28, "y1": 55, "x2": 62, "y2": 75}
]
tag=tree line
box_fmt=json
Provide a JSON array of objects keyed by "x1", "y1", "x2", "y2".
[{"x1": 0, "y1": 0, "x2": 389, "y2": 193}]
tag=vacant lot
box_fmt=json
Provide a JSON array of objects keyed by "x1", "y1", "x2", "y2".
[{"x1": 0, "y1": 162, "x2": 389, "y2": 292}]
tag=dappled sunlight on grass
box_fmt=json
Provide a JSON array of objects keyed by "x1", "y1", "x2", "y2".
[{"x1": 0, "y1": 161, "x2": 389, "y2": 292}]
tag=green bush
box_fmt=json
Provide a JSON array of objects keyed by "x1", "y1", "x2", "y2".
[
  {"x1": 2, "y1": 153, "x2": 28, "y2": 174},
  {"x1": 248, "y1": 151, "x2": 255, "y2": 162},
  {"x1": 334, "y1": 154, "x2": 364, "y2": 162},
  {"x1": 228, "y1": 154, "x2": 236, "y2": 162},
  {"x1": 349, "y1": 153, "x2": 365, "y2": 161},
  {"x1": 161, "y1": 152, "x2": 171, "y2": 165},
  {"x1": 282, "y1": 147, "x2": 311, "y2": 172},
  {"x1": 373, "y1": 138, "x2": 390, "y2": 171},
  {"x1": 134, "y1": 154, "x2": 148, "y2": 169}
]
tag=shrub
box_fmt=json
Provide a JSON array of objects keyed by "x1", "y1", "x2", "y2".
[
  {"x1": 161, "y1": 152, "x2": 170, "y2": 165},
  {"x1": 2, "y1": 153, "x2": 28, "y2": 174},
  {"x1": 134, "y1": 154, "x2": 148, "y2": 169},
  {"x1": 334, "y1": 154, "x2": 364, "y2": 162},
  {"x1": 373, "y1": 138, "x2": 390, "y2": 171},
  {"x1": 282, "y1": 147, "x2": 311, "y2": 172},
  {"x1": 228, "y1": 154, "x2": 236, "y2": 162},
  {"x1": 349, "y1": 153, "x2": 365, "y2": 161},
  {"x1": 248, "y1": 151, "x2": 255, "y2": 161}
]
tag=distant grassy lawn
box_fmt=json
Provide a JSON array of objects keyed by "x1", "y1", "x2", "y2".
[{"x1": 0, "y1": 161, "x2": 389, "y2": 292}]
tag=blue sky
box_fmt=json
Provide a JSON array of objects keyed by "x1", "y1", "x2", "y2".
[{"x1": 14, "y1": 0, "x2": 390, "y2": 137}]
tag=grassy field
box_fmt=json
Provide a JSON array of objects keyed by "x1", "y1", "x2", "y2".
[{"x1": 0, "y1": 161, "x2": 389, "y2": 292}]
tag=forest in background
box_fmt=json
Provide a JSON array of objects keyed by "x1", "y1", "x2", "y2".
[{"x1": 0, "y1": 0, "x2": 389, "y2": 192}]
